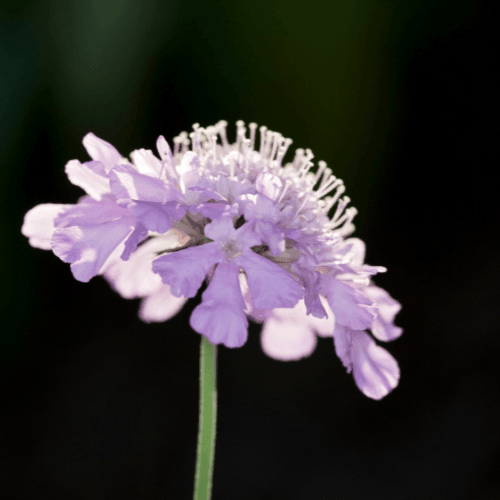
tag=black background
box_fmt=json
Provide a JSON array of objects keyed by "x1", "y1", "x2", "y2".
[{"x1": 1, "y1": 1, "x2": 499, "y2": 498}]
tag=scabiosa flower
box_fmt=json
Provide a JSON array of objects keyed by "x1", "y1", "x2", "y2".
[{"x1": 22, "y1": 121, "x2": 402, "y2": 399}]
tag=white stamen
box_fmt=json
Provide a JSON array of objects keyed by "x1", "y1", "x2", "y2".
[
  {"x1": 314, "y1": 161, "x2": 327, "y2": 183},
  {"x1": 218, "y1": 120, "x2": 229, "y2": 153},
  {"x1": 259, "y1": 126, "x2": 267, "y2": 155},
  {"x1": 270, "y1": 132, "x2": 282, "y2": 162},
  {"x1": 316, "y1": 177, "x2": 343, "y2": 199},
  {"x1": 277, "y1": 179, "x2": 292, "y2": 204},
  {"x1": 293, "y1": 149, "x2": 304, "y2": 169},
  {"x1": 276, "y1": 138, "x2": 293, "y2": 166},
  {"x1": 249, "y1": 122, "x2": 257, "y2": 150}
]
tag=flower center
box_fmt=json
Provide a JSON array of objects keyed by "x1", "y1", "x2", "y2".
[{"x1": 220, "y1": 238, "x2": 243, "y2": 260}]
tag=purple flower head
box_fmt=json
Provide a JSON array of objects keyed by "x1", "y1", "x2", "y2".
[{"x1": 21, "y1": 121, "x2": 403, "y2": 399}]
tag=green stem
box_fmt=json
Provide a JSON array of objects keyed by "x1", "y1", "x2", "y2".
[{"x1": 193, "y1": 335, "x2": 218, "y2": 500}]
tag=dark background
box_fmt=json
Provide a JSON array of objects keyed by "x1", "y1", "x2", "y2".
[{"x1": 1, "y1": 1, "x2": 499, "y2": 498}]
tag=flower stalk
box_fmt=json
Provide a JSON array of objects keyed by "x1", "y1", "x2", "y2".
[{"x1": 194, "y1": 335, "x2": 217, "y2": 500}]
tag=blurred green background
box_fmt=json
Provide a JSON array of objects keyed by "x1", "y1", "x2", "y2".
[{"x1": 1, "y1": 1, "x2": 499, "y2": 499}]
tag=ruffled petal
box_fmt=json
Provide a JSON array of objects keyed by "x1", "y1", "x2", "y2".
[
  {"x1": 65, "y1": 160, "x2": 110, "y2": 200},
  {"x1": 82, "y1": 133, "x2": 123, "y2": 172},
  {"x1": 364, "y1": 286, "x2": 403, "y2": 341},
  {"x1": 332, "y1": 324, "x2": 354, "y2": 372},
  {"x1": 190, "y1": 263, "x2": 248, "y2": 347},
  {"x1": 139, "y1": 284, "x2": 188, "y2": 323},
  {"x1": 21, "y1": 203, "x2": 71, "y2": 250},
  {"x1": 238, "y1": 250, "x2": 303, "y2": 310},
  {"x1": 52, "y1": 222, "x2": 133, "y2": 282},
  {"x1": 323, "y1": 278, "x2": 376, "y2": 330},
  {"x1": 351, "y1": 330, "x2": 400, "y2": 399},
  {"x1": 127, "y1": 201, "x2": 187, "y2": 233},
  {"x1": 51, "y1": 201, "x2": 135, "y2": 282},
  {"x1": 54, "y1": 197, "x2": 133, "y2": 228},
  {"x1": 109, "y1": 164, "x2": 177, "y2": 203},
  {"x1": 332, "y1": 326, "x2": 399, "y2": 399},
  {"x1": 152, "y1": 242, "x2": 221, "y2": 298}
]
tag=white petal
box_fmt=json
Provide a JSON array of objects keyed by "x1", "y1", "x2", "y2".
[
  {"x1": 308, "y1": 296, "x2": 335, "y2": 337},
  {"x1": 21, "y1": 204, "x2": 71, "y2": 250},
  {"x1": 342, "y1": 238, "x2": 366, "y2": 266},
  {"x1": 103, "y1": 233, "x2": 182, "y2": 299},
  {"x1": 82, "y1": 133, "x2": 123, "y2": 172},
  {"x1": 259, "y1": 298, "x2": 334, "y2": 361},
  {"x1": 130, "y1": 149, "x2": 163, "y2": 178},
  {"x1": 261, "y1": 315, "x2": 317, "y2": 361},
  {"x1": 139, "y1": 284, "x2": 187, "y2": 323},
  {"x1": 65, "y1": 160, "x2": 110, "y2": 200}
]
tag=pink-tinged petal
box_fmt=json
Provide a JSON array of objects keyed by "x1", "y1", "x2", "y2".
[
  {"x1": 364, "y1": 286, "x2": 403, "y2": 341},
  {"x1": 190, "y1": 263, "x2": 248, "y2": 348},
  {"x1": 103, "y1": 235, "x2": 182, "y2": 298},
  {"x1": 260, "y1": 300, "x2": 317, "y2": 360},
  {"x1": 261, "y1": 314, "x2": 317, "y2": 361},
  {"x1": 255, "y1": 172, "x2": 282, "y2": 201},
  {"x1": 52, "y1": 222, "x2": 133, "y2": 282},
  {"x1": 109, "y1": 164, "x2": 177, "y2": 203},
  {"x1": 350, "y1": 330, "x2": 400, "y2": 400},
  {"x1": 152, "y1": 242, "x2": 221, "y2": 298},
  {"x1": 130, "y1": 149, "x2": 163, "y2": 178},
  {"x1": 21, "y1": 204, "x2": 71, "y2": 250},
  {"x1": 139, "y1": 284, "x2": 188, "y2": 323},
  {"x1": 323, "y1": 278, "x2": 376, "y2": 330},
  {"x1": 82, "y1": 133, "x2": 123, "y2": 172},
  {"x1": 127, "y1": 201, "x2": 187, "y2": 233},
  {"x1": 238, "y1": 250, "x2": 303, "y2": 310},
  {"x1": 65, "y1": 160, "x2": 110, "y2": 200}
]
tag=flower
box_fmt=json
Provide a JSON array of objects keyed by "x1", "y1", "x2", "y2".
[{"x1": 21, "y1": 121, "x2": 402, "y2": 399}]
